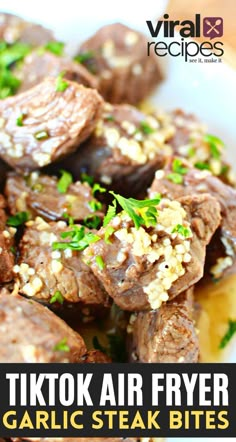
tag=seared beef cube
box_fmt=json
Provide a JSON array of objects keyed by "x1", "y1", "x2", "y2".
[
  {"x1": 5, "y1": 172, "x2": 104, "y2": 222},
  {"x1": 0, "y1": 77, "x2": 103, "y2": 172},
  {"x1": 83, "y1": 194, "x2": 221, "y2": 311},
  {"x1": 0, "y1": 291, "x2": 87, "y2": 362},
  {"x1": 149, "y1": 158, "x2": 236, "y2": 279},
  {"x1": 128, "y1": 288, "x2": 199, "y2": 363},
  {"x1": 0, "y1": 12, "x2": 54, "y2": 46},
  {"x1": 57, "y1": 103, "x2": 173, "y2": 196},
  {"x1": 0, "y1": 195, "x2": 15, "y2": 282},
  {"x1": 15, "y1": 50, "x2": 98, "y2": 93},
  {"x1": 77, "y1": 23, "x2": 163, "y2": 104},
  {"x1": 15, "y1": 217, "x2": 108, "y2": 306}
]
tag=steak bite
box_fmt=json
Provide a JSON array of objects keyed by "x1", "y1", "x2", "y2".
[
  {"x1": 83, "y1": 193, "x2": 221, "y2": 311},
  {"x1": 149, "y1": 158, "x2": 236, "y2": 279},
  {"x1": 0, "y1": 195, "x2": 15, "y2": 283},
  {"x1": 0, "y1": 12, "x2": 54, "y2": 46},
  {"x1": 15, "y1": 50, "x2": 98, "y2": 93},
  {"x1": 15, "y1": 217, "x2": 108, "y2": 306},
  {"x1": 0, "y1": 77, "x2": 103, "y2": 172},
  {"x1": 0, "y1": 291, "x2": 87, "y2": 362},
  {"x1": 77, "y1": 22, "x2": 163, "y2": 104},
  {"x1": 128, "y1": 288, "x2": 199, "y2": 363},
  {"x1": 5, "y1": 171, "x2": 104, "y2": 223},
  {"x1": 57, "y1": 103, "x2": 173, "y2": 195}
]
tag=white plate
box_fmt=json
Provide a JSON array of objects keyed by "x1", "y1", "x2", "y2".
[{"x1": 0, "y1": 2, "x2": 236, "y2": 440}]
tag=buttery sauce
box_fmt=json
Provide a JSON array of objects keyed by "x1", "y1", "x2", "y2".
[{"x1": 196, "y1": 275, "x2": 236, "y2": 362}]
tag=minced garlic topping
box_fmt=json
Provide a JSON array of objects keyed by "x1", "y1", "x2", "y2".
[{"x1": 112, "y1": 199, "x2": 192, "y2": 310}]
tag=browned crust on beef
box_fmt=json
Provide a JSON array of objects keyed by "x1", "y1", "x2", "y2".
[
  {"x1": 0, "y1": 292, "x2": 87, "y2": 362},
  {"x1": 129, "y1": 288, "x2": 199, "y2": 363},
  {"x1": 0, "y1": 195, "x2": 15, "y2": 283},
  {"x1": 5, "y1": 172, "x2": 104, "y2": 222},
  {"x1": 16, "y1": 50, "x2": 98, "y2": 93},
  {"x1": 0, "y1": 13, "x2": 54, "y2": 46},
  {"x1": 0, "y1": 77, "x2": 103, "y2": 172},
  {"x1": 78, "y1": 23, "x2": 163, "y2": 104}
]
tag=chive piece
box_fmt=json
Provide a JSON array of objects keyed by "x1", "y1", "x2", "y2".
[
  {"x1": 204, "y1": 133, "x2": 225, "y2": 160},
  {"x1": 92, "y1": 183, "x2": 106, "y2": 196},
  {"x1": 55, "y1": 72, "x2": 69, "y2": 92},
  {"x1": 50, "y1": 290, "x2": 64, "y2": 305},
  {"x1": 44, "y1": 41, "x2": 64, "y2": 56},
  {"x1": 53, "y1": 338, "x2": 70, "y2": 352},
  {"x1": 140, "y1": 121, "x2": 155, "y2": 135},
  {"x1": 74, "y1": 51, "x2": 94, "y2": 63},
  {"x1": 7, "y1": 211, "x2": 29, "y2": 227},
  {"x1": 81, "y1": 173, "x2": 94, "y2": 186},
  {"x1": 103, "y1": 200, "x2": 117, "y2": 227},
  {"x1": 95, "y1": 255, "x2": 105, "y2": 270},
  {"x1": 172, "y1": 224, "x2": 192, "y2": 238},
  {"x1": 172, "y1": 158, "x2": 188, "y2": 175},
  {"x1": 57, "y1": 169, "x2": 73, "y2": 194},
  {"x1": 88, "y1": 200, "x2": 103, "y2": 212},
  {"x1": 219, "y1": 320, "x2": 236, "y2": 349},
  {"x1": 104, "y1": 226, "x2": 115, "y2": 244},
  {"x1": 167, "y1": 172, "x2": 183, "y2": 184},
  {"x1": 16, "y1": 114, "x2": 25, "y2": 127},
  {"x1": 34, "y1": 130, "x2": 49, "y2": 140},
  {"x1": 194, "y1": 162, "x2": 211, "y2": 170}
]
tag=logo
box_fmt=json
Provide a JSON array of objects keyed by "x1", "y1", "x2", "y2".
[
  {"x1": 146, "y1": 14, "x2": 224, "y2": 63},
  {"x1": 203, "y1": 17, "x2": 223, "y2": 39}
]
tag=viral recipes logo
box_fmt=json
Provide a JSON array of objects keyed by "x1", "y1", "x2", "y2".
[{"x1": 146, "y1": 14, "x2": 224, "y2": 62}]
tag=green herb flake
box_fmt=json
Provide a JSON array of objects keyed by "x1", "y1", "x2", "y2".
[
  {"x1": 44, "y1": 41, "x2": 65, "y2": 56},
  {"x1": 7, "y1": 211, "x2": 29, "y2": 227},
  {"x1": 103, "y1": 200, "x2": 117, "y2": 227},
  {"x1": 0, "y1": 41, "x2": 31, "y2": 68},
  {"x1": 140, "y1": 121, "x2": 155, "y2": 135},
  {"x1": 53, "y1": 338, "x2": 70, "y2": 352},
  {"x1": 167, "y1": 172, "x2": 183, "y2": 184},
  {"x1": 88, "y1": 200, "x2": 103, "y2": 212},
  {"x1": 194, "y1": 162, "x2": 211, "y2": 171},
  {"x1": 50, "y1": 290, "x2": 64, "y2": 305},
  {"x1": 204, "y1": 133, "x2": 225, "y2": 160},
  {"x1": 105, "y1": 115, "x2": 115, "y2": 122},
  {"x1": 57, "y1": 169, "x2": 73, "y2": 194},
  {"x1": 95, "y1": 255, "x2": 105, "y2": 270},
  {"x1": 53, "y1": 225, "x2": 100, "y2": 251},
  {"x1": 16, "y1": 113, "x2": 25, "y2": 127},
  {"x1": 0, "y1": 67, "x2": 21, "y2": 98},
  {"x1": 110, "y1": 191, "x2": 161, "y2": 229},
  {"x1": 81, "y1": 173, "x2": 94, "y2": 186},
  {"x1": 83, "y1": 215, "x2": 101, "y2": 229},
  {"x1": 10, "y1": 246, "x2": 16, "y2": 255},
  {"x1": 74, "y1": 51, "x2": 94, "y2": 64},
  {"x1": 172, "y1": 158, "x2": 188, "y2": 175},
  {"x1": 92, "y1": 183, "x2": 106, "y2": 196},
  {"x1": 104, "y1": 226, "x2": 115, "y2": 244},
  {"x1": 34, "y1": 130, "x2": 49, "y2": 141},
  {"x1": 55, "y1": 72, "x2": 69, "y2": 92},
  {"x1": 219, "y1": 320, "x2": 236, "y2": 349},
  {"x1": 172, "y1": 224, "x2": 192, "y2": 238}
]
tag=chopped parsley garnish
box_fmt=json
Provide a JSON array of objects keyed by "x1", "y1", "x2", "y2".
[
  {"x1": 88, "y1": 200, "x2": 103, "y2": 212},
  {"x1": 105, "y1": 115, "x2": 115, "y2": 122},
  {"x1": 194, "y1": 162, "x2": 210, "y2": 170},
  {"x1": 34, "y1": 130, "x2": 49, "y2": 140},
  {"x1": 204, "y1": 133, "x2": 224, "y2": 160},
  {"x1": 57, "y1": 169, "x2": 73, "y2": 194},
  {"x1": 50, "y1": 290, "x2": 64, "y2": 305},
  {"x1": 53, "y1": 225, "x2": 100, "y2": 251},
  {"x1": 74, "y1": 51, "x2": 94, "y2": 64},
  {"x1": 93, "y1": 332, "x2": 126, "y2": 362},
  {"x1": 0, "y1": 41, "x2": 31, "y2": 68},
  {"x1": 104, "y1": 226, "x2": 115, "y2": 244},
  {"x1": 139, "y1": 121, "x2": 155, "y2": 135},
  {"x1": 95, "y1": 255, "x2": 105, "y2": 270},
  {"x1": 53, "y1": 338, "x2": 70, "y2": 352},
  {"x1": 16, "y1": 113, "x2": 26, "y2": 127},
  {"x1": 83, "y1": 215, "x2": 101, "y2": 229},
  {"x1": 103, "y1": 200, "x2": 117, "y2": 227},
  {"x1": 81, "y1": 173, "x2": 94, "y2": 186},
  {"x1": 172, "y1": 224, "x2": 191, "y2": 238},
  {"x1": 0, "y1": 68, "x2": 21, "y2": 98},
  {"x1": 55, "y1": 72, "x2": 69, "y2": 92},
  {"x1": 10, "y1": 246, "x2": 16, "y2": 255},
  {"x1": 110, "y1": 191, "x2": 161, "y2": 229},
  {"x1": 219, "y1": 320, "x2": 236, "y2": 349},
  {"x1": 7, "y1": 211, "x2": 29, "y2": 227},
  {"x1": 92, "y1": 183, "x2": 106, "y2": 196},
  {"x1": 167, "y1": 158, "x2": 188, "y2": 184},
  {"x1": 44, "y1": 41, "x2": 64, "y2": 56}
]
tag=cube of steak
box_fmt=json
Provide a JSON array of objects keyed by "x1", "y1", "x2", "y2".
[
  {"x1": 15, "y1": 50, "x2": 98, "y2": 93},
  {"x1": 55, "y1": 103, "x2": 173, "y2": 196},
  {"x1": 16, "y1": 217, "x2": 108, "y2": 306},
  {"x1": 77, "y1": 23, "x2": 163, "y2": 104},
  {"x1": 83, "y1": 195, "x2": 221, "y2": 311},
  {"x1": 0, "y1": 12, "x2": 54, "y2": 46},
  {"x1": 0, "y1": 195, "x2": 15, "y2": 283},
  {"x1": 128, "y1": 288, "x2": 199, "y2": 363},
  {"x1": 0, "y1": 77, "x2": 103, "y2": 172},
  {"x1": 149, "y1": 159, "x2": 236, "y2": 279},
  {"x1": 0, "y1": 291, "x2": 86, "y2": 362},
  {"x1": 5, "y1": 172, "x2": 104, "y2": 222}
]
